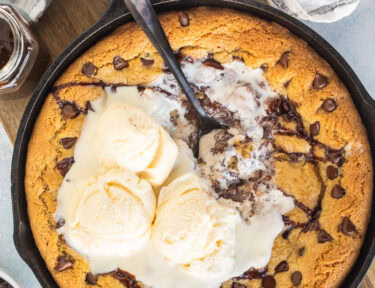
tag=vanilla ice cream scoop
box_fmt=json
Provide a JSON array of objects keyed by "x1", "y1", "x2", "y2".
[
  {"x1": 95, "y1": 102, "x2": 178, "y2": 186},
  {"x1": 57, "y1": 168, "x2": 155, "y2": 258},
  {"x1": 152, "y1": 173, "x2": 239, "y2": 277}
]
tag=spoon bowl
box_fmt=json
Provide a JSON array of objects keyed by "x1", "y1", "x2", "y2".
[{"x1": 123, "y1": 0, "x2": 226, "y2": 155}]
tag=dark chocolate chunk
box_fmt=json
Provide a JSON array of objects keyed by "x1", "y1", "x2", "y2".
[
  {"x1": 232, "y1": 283, "x2": 246, "y2": 288},
  {"x1": 62, "y1": 103, "x2": 79, "y2": 119},
  {"x1": 303, "y1": 218, "x2": 320, "y2": 232},
  {"x1": 284, "y1": 79, "x2": 292, "y2": 88},
  {"x1": 232, "y1": 55, "x2": 244, "y2": 62},
  {"x1": 298, "y1": 247, "x2": 306, "y2": 256},
  {"x1": 56, "y1": 218, "x2": 65, "y2": 229},
  {"x1": 0, "y1": 18, "x2": 14, "y2": 71},
  {"x1": 239, "y1": 268, "x2": 266, "y2": 280},
  {"x1": 113, "y1": 56, "x2": 129, "y2": 70},
  {"x1": 0, "y1": 278, "x2": 13, "y2": 288},
  {"x1": 340, "y1": 217, "x2": 357, "y2": 236},
  {"x1": 202, "y1": 58, "x2": 224, "y2": 70},
  {"x1": 275, "y1": 260, "x2": 289, "y2": 273},
  {"x1": 331, "y1": 184, "x2": 345, "y2": 199},
  {"x1": 262, "y1": 275, "x2": 276, "y2": 288},
  {"x1": 291, "y1": 271, "x2": 302, "y2": 286},
  {"x1": 260, "y1": 63, "x2": 268, "y2": 71},
  {"x1": 312, "y1": 73, "x2": 328, "y2": 89},
  {"x1": 222, "y1": 182, "x2": 250, "y2": 202},
  {"x1": 141, "y1": 57, "x2": 154, "y2": 66},
  {"x1": 263, "y1": 125, "x2": 272, "y2": 139},
  {"x1": 278, "y1": 52, "x2": 290, "y2": 68},
  {"x1": 86, "y1": 101, "x2": 95, "y2": 112},
  {"x1": 112, "y1": 269, "x2": 139, "y2": 288},
  {"x1": 178, "y1": 11, "x2": 190, "y2": 27},
  {"x1": 85, "y1": 272, "x2": 97, "y2": 285},
  {"x1": 281, "y1": 100, "x2": 291, "y2": 113},
  {"x1": 282, "y1": 227, "x2": 293, "y2": 239},
  {"x1": 212, "y1": 130, "x2": 232, "y2": 154},
  {"x1": 174, "y1": 50, "x2": 184, "y2": 62},
  {"x1": 110, "y1": 85, "x2": 117, "y2": 93},
  {"x1": 60, "y1": 137, "x2": 77, "y2": 149},
  {"x1": 318, "y1": 229, "x2": 333, "y2": 243},
  {"x1": 326, "y1": 148, "x2": 344, "y2": 166},
  {"x1": 321, "y1": 98, "x2": 337, "y2": 112},
  {"x1": 326, "y1": 165, "x2": 338, "y2": 180},
  {"x1": 81, "y1": 62, "x2": 98, "y2": 77},
  {"x1": 310, "y1": 121, "x2": 320, "y2": 137},
  {"x1": 56, "y1": 157, "x2": 75, "y2": 177},
  {"x1": 54, "y1": 255, "x2": 74, "y2": 272}
]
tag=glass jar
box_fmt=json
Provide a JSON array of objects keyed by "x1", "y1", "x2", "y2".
[{"x1": 0, "y1": 4, "x2": 39, "y2": 95}]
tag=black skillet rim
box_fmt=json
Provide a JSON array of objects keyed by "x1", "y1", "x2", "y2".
[{"x1": 11, "y1": 0, "x2": 375, "y2": 287}]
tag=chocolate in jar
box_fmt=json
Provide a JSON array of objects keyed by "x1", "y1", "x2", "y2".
[{"x1": 0, "y1": 17, "x2": 14, "y2": 70}]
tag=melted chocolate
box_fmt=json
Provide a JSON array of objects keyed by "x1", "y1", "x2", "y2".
[
  {"x1": 50, "y1": 58, "x2": 348, "y2": 287},
  {"x1": 0, "y1": 18, "x2": 14, "y2": 70}
]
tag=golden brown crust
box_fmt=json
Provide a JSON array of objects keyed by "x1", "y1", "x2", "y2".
[{"x1": 25, "y1": 7, "x2": 372, "y2": 288}]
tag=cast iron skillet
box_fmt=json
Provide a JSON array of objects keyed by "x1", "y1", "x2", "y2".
[{"x1": 11, "y1": 0, "x2": 375, "y2": 287}]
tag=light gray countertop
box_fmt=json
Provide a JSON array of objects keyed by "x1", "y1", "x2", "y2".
[{"x1": 0, "y1": 0, "x2": 373, "y2": 287}]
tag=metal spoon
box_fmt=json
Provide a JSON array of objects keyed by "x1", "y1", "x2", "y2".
[{"x1": 123, "y1": 0, "x2": 224, "y2": 155}]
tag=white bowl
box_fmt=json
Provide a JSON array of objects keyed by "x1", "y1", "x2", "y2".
[{"x1": 0, "y1": 269, "x2": 22, "y2": 288}]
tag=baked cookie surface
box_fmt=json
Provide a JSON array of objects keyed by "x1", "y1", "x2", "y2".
[{"x1": 25, "y1": 7, "x2": 372, "y2": 288}]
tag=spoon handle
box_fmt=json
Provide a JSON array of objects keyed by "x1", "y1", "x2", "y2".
[{"x1": 123, "y1": 0, "x2": 206, "y2": 120}]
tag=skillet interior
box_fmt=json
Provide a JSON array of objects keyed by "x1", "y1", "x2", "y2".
[{"x1": 11, "y1": 0, "x2": 375, "y2": 287}]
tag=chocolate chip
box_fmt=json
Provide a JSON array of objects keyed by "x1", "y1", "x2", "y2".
[
  {"x1": 284, "y1": 79, "x2": 292, "y2": 88},
  {"x1": 263, "y1": 125, "x2": 272, "y2": 139},
  {"x1": 239, "y1": 268, "x2": 265, "y2": 280},
  {"x1": 112, "y1": 269, "x2": 139, "y2": 288},
  {"x1": 298, "y1": 247, "x2": 306, "y2": 256},
  {"x1": 313, "y1": 73, "x2": 328, "y2": 89},
  {"x1": 310, "y1": 121, "x2": 320, "y2": 137},
  {"x1": 54, "y1": 255, "x2": 74, "y2": 272},
  {"x1": 60, "y1": 137, "x2": 77, "y2": 149},
  {"x1": 85, "y1": 272, "x2": 97, "y2": 285},
  {"x1": 113, "y1": 56, "x2": 129, "y2": 70},
  {"x1": 178, "y1": 11, "x2": 190, "y2": 27},
  {"x1": 57, "y1": 157, "x2": 75, "y2": 177},
  {"x1": 262, "y1": 275, "x2": 276, "y2": 288},
  {"x1": 278, "y1": 52, "x2": 290, "y2": 68},
  {"x1": 232, "y1": 55, "x2": 244, "y2": 62},
  {"x1": 81, "y1": 62, "x2": 98, "y2": 77},
  {"x1": 321, "y1": 98, "x2": 337, "y2": 112},
  {"x1": 331, "y1": 184, "x2": 345, "y2": 199},
  {"x1": 110, "y1": 86, "x2": 117, "y2": 93},
  {"x1": 282, "y1": 227, "x2": 293, "y2": 239},
  {"x1": 326, "y1": 149, "x2": 344, "y2": 166},
  {"x1": 326, "y1": 165, "x2": 338, "y2": 180},
  {"x1": 222, "y1": 182, "x2": 249, "y2": 202},
  {"x1": 141, "y1": 57, "x2": 154, "y2": 66},
  {"x1": 232, "y1": 283, "x2": 246, "y2": 288},
  {"x1": 340, "y1": 217, "x2": 357, "y2": 236},
  {"x1": 56, "y1": 218, "x2": 65, "y2": 229},
  {"x1": 62, "y1": 103, "x2": 79, "y2": 119},
  {"x1": 259, "y1": 63, "x2": 268, "y2": 72},
  {"x1": 202, "y1": 58, "x2": 224, "y2": 70},
  {"x1": 275, "y1": 260, "x2": 289, "y2": 273},
  {"x1": 318, "y1": 229, "x2": 333, "y2": 243},
  {"x1": 86, "y1": 101, "x2": 95, "y2": 112},
  {"x1": 291, "y1": 271, "x2": 302, "y2": 286},
  {"x1": 281, "y1": 100, "x2": 291, "y2": 113}
]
